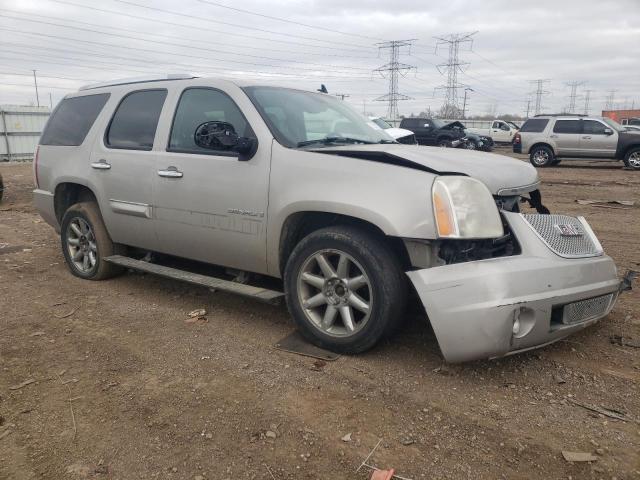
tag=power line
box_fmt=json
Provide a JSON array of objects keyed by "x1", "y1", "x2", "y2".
[
  {"x1": 0, "y1": 8, "x2": 377, "y2": 60},
  {"x1": 373, "y1": 40, "x2": 417, "y2": 122},
  {"x1": 604, "y1": 90, "x2": 617, "y2": 110},
  {"x1": 196, "y1": 0, "x2": 384, "y2": 41},
  {"x1": 529, "y1": 79, "x2": 551, "y2": 115},
  {"x1": 109, "y1": 0, "x2": 374, "y2": 49},
  {"x1": 0, "y1": 16, "x2": 373, "y2": 73},
  {"x1": 45, "y1": 0, "x2": 374, "y2": 53},
  {"x1": 434, "y1": 31, "x2": 477, "y2": 117},
  {"x1": 565, "y1": 81, "x2": 585, "y2": 114},
  {"x1": 583, "y1": 89, "x2": 593, "y2": 115}
]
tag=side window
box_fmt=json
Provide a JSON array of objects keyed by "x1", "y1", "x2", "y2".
[
  {"x1": 106, "y1": 89, "x2": 167, "y2": 150},
  {"x1": 500, "y1": 122, "x2": 510, "y2": 131},
  {"x1": 582, "y1": 120, "x2": 607, "y2": 135},
  {"x1": 492, "y1": 121, "x2": 500, "y2": 129},
  {"x1": 169, "y1": 88, "x2": 251, "y2": 154},
  {"x1": 553, "y1": 120, "x2": 581, "y2": 134},
  {"x1": 520, "y1": 118, "x2": 549, "y2": 132},
  {"x1": 40, "y1": 93, "x2": 110, "y2": 146}
]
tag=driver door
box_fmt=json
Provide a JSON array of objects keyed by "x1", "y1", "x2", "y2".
[{"x1": 152, "y1": 87, "x2": 270, "y2": 273}]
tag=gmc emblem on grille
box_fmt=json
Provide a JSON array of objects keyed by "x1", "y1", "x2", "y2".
[{"x1": 554, "y1": 224, "x2": 583, "y2": 237}]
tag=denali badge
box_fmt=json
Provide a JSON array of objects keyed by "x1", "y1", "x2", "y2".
[{"x1": 555, "y1": 224, "x2": 583, "y2": 237}]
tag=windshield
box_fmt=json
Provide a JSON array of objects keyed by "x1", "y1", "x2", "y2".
[
  {"x1": 371, "y1": 118, "x2": 392, "y2": 129},
  {"x1": 602, "y1": 117, "x2": 624, "y2": 132},
  {"x1": 243, "y1": 86, "x2": 394, "y2": 147}
]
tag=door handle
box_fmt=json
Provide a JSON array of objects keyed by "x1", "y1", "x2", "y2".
[
  {"x1": 550, "y1": 135, "x2": 559, "y2": 138},
  {"x1": 581, "y1": 136, "x2": 592, "y2": 139},
  {"x1": 91, "y1": 160, "x2": 111, "y2": 170},
  {"x1": 158, "y1": 166, "x2": 183, "y2": 178}
]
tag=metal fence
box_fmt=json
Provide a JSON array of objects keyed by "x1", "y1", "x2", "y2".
[{"x1": 0, "y1": 105, "x2": 50, "y2": 161}]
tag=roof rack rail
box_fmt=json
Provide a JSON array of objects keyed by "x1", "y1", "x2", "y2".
[
  {"x1": 534, "y1": 113, "x2": 587, "y2": 117},
  {"x1": 79, "y1": 74, "x2": 197, "y2": 91}
]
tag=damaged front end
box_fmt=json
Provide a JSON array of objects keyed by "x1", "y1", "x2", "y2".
[{"x1": 406, "y1": 190, "x2": 622, "y2": 363}]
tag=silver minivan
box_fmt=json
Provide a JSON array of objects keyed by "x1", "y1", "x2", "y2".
[{"x1": 34, "y1": 75, "x2": 624, "y2": 362}]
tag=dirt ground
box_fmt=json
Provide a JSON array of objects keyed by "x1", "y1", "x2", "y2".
[{"x1": 1, "y1": 152, "x2": 639, "y2": 480}]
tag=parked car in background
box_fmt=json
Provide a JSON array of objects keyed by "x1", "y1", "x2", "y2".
[
  {"x1": 459, "y1": 131, "x2": 494, "y2": 151},
  {"x1": 623, "y1": 125, "x2": 640, "y2": 132},
  {"x1": 513, "y1": 114, "x2": 640, "y2": 170},
  {"x1": 368, "y1": 116, "x2": 416, "y2": 144},
  {"x1": 399, "y1": 117, "x2": 466, "y2": 147},
  {"x1": 465, "y1": 119, "x2": 519, "y2": 143},
  {"x1": 33, "y1": 76, "x2": 623, "y2": 362}
]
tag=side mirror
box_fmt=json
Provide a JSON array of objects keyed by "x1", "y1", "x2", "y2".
[
  {"x1": 603, "y1": 128, "x2": 613, "y2": 135},
  {"x1": 194, "y1": 121, "x2": 257, "y2": 160}
]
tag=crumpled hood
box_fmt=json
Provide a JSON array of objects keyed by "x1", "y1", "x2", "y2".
[{"x1": 313, "y1": 144, "x2": 540, "y2": 195}]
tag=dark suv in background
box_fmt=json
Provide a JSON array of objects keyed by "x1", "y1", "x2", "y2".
[{"x1": 399, "y1": 117, "x2": 465, "y2": 147}]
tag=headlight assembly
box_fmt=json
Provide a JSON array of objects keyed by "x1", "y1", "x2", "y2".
[{"x1": 432, "y1": 176, "x2": 504, "y2": 239}]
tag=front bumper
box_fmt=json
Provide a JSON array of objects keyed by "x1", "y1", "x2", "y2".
[{"x1": 407, "y1": 212, "x2": 619, "y2": 363}]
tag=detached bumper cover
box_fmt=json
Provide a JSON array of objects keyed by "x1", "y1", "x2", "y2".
[{"x1": 407, "y1": 212, "x2": 619, "y2": 362}]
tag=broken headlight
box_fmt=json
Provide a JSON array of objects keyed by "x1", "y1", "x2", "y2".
[{"x1": 432, "y1": 176, "x2": 504, "y2": 239}]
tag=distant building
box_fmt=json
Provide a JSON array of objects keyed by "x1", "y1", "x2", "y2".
[
  {"x1": 601, "y1": 109, "x2": 640, "y2": 125},
  {"x1": 1, "y1": 105, "x2": 51, "y2": 161}
]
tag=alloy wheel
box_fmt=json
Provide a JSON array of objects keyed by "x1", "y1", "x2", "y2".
[
  {"x1": 532, "y1": 149, "x2": 549, "y2": 165},
  {"x1": 628, "y1": 151, "x2": 640, "y2": 168},
  {"x1": 297, "y1": 249, "x2": 372, "y2": 337},
  {"x1": 66, "y1": 217, "x2": 98, "y2": 273}
]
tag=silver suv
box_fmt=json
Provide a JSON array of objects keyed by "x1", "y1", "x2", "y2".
[
  {"x1": 34, "y1": 75, "x2": 622, "y2": 362},
  {"x1": 513, "y1": 114, "x2": 640, "y2": 169}
]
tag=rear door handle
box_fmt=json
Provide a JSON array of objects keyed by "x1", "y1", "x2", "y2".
[
  {"x1": 158, "y1": 166, "x2": 183, "y2": 178},
  {"x1": 91, "y1": 160, "x2": 111, "y2": 170},
  {"x1": 582, "y1": 136, "x2": 592, "y2": 139},
  {"x1": 549, "y1": 135, "x2": 559, "y2": 138}
]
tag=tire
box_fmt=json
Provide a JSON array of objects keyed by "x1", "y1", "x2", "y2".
[
  {"x1": 284, "y1": 226, "x2": 407, "y2": 354},
  {"x1": 437, "y1": 138, "x2": 451, "y2": 148},
  {"x1": 623, "y1": 147, "x2": 640, "y2": 170},
  {"x1": 464, "y1": 140, "x2": 477, "y2": 150},
  {"x1": 529, "y1": 145, "x2": 555, "y2": 167},
  {"x1": 60, "y1": 202, "x2": 123, "y2": 280}
]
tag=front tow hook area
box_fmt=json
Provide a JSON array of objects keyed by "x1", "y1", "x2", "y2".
[{"x1": 619, "y1": 270, "x2": 638, "y2": 294}]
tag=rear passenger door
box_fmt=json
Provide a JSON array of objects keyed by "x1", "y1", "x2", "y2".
[
  {"x1": 152, "y1": 87, "x2": 270, "y2": 273},
  {"x1": 89, "y1": 89, "x2": 167, "y2": 250},
  {"x1": 579, "y1": 119, "x2": 618, "y2": 157},
  {"x1": 551, "y1": 119, "x2": 582, "y2": 156}
]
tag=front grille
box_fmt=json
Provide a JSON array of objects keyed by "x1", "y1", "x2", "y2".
[
  {"x1": 562, "y1": 293, "x2": 615, "y2": 325},
  {"x1": 522, "y1": 214, "x2": 601, "y2": 258}
]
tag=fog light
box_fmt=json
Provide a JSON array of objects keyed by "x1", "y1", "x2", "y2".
[{"x1": 512, "y1": 307, "x2": 536, "y2": 339}]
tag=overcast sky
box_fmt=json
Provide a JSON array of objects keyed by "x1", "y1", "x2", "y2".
[{"x1": 1, "y1": 0, "x2": 638, "y2": 118}]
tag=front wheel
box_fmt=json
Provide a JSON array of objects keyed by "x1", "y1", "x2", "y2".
[
  {"x1": 529, "y1": 145, "x2": 555, "y2": 167},
  {"x1": 624, "y1": 147, "x2": 640, "y2": 170},
  {"x1": 437, "y1": 138, "x2": 451, "y2": 148},
  {"x1": 464, "y1": 140, "x2": 477, "y2": 150},
  {"x1": 60, "y1": 202, "x2": 123, "y2": 280},
  {"x1": 284, "y1": 226, "x2": 407, "y2": 354}
]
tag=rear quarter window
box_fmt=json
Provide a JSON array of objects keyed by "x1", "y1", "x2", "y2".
[
  {"x1": 519, "y1": 118, "x2": 549, "y2": 133},
  {"x1": 40, "y1": 93, "x2": 110, "y2": 146}
]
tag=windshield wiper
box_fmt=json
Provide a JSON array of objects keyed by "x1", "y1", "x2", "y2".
[{"x1": 297, "y1": 136, "x2": 376, "y2": 148}]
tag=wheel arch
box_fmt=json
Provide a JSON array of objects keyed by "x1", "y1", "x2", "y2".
[
  {"x1": 528, "y1": 142, "x2": 555, "y2": 156},
  {"x1": 54, "y1": 182, "x2": 98, "y2": 224},
  {"x1": 277, "y1": 211, "x2": 411, "y2": 277}
]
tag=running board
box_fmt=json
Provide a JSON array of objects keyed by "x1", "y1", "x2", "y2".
[{"x1": 104, "y1": 255, "x2": 284, "y2": 305}]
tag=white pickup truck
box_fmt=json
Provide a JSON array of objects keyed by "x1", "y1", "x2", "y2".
[{"x1": 464, "y1": 119, "x2": 520, "y2": 143}]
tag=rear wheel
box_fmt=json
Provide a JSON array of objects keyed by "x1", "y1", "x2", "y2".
[
  {"x1": 284, "y1": 226, "x2": 406, "y2": 354},
  {"x1": 60, "y1": 202, "x2": 123, "y2": 280},
  {"x1": 529, "y1": 145, "x2": 554, "y2": 167},
  {"x1": 624, "y1": 147, "x2": 640, "y2": 170}
]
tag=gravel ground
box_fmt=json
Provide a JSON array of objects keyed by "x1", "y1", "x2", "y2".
[{"x1": 0, "y1": 154, "x2": 639, "y2": 480}]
